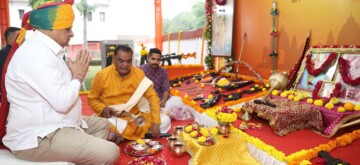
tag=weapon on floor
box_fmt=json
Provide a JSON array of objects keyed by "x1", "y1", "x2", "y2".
[{"x1": 318, "y1": 150, "x2": 350, "y2": 165}]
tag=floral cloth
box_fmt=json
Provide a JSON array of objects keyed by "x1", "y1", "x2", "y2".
[
  {"x1": 243, "y1": 96, "x2": 360, "y2": 137},
  {"x1": 242, "y1": 97, "x2": 324, "y2": 136}
]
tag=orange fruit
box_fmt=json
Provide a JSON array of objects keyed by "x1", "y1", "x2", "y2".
[{"x1": 344, "y1": 102, "x2": 355, "y2": 111}]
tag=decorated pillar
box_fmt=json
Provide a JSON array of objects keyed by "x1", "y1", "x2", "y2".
[
  {"x1": 154, "y1": 0, "x2": 163, "y2": 51},
  {"x1": 269, "y1": 1, "x2": 279, "y2": 73}
]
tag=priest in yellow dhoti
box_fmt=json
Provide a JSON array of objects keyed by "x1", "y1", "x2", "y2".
[{"x1": 88, "y1": 45, "x2": 171, "y2": 140}]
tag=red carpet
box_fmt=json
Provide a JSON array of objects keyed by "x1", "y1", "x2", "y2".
[{"x1": 80, "y1": 95, "x2": 360, "y2": 164}]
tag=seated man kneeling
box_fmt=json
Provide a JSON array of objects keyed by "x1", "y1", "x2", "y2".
[{"x1": 88, "y1": 45, "x2": 171, "y2": 140}]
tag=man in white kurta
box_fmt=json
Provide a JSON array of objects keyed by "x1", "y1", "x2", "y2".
[{"x1": 1, "y1": 1, "x2": 119, "y2": 164}]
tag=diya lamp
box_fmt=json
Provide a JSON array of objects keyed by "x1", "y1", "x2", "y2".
[{"x1": 172, "y1": 142, "x2": 186, "y2": 157}]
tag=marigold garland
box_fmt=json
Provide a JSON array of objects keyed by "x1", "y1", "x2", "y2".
[
  {"x1": 163, "y1": 64, "x2": 204, "y2": 69},
  {"x1": 203, "y1": 0, "x2": 214, "y2": 69},
  {"x1": 181, "y1": 52, "x2": 197, "y2": 59},
  {"x1": 305, "y1": 52, "x2": 337, "y2": 76},
  {"x1": 231, "y1": 126, "x2": 360, "y2": 165},
  {"x1": 312, "y1": 81, "x2": 341, "y2": 103},
  {"x1": 338, "y1": 56, "x2": 360, "y2": 86}
]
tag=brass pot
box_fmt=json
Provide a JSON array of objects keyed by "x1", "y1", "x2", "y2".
[
  {"x1": 172, "y1": 142, "x2": 186, "y2": 157},
  {"x1": 167, "y1": 136, "x2": 178, "y2": 149},
  {"x1": 174, "y1": 126, "x2": 184, "y2": 136},
  {"x1": 218, "y1": 124, "x2": 231, "y2": 135}
]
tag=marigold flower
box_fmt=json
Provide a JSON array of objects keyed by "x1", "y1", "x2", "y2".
[
  {"x1": 200, "y1": 128, "x2": 209, "y2": 137},
  {"x1": 184, "y1": 94, "x2": 189, "y2": 99},
  {"x1": 325, "y1": 103, "x2": 334, "y2": 110},
  {"x1": 272, "y1": 90, "x2": 279, "y2": 96},
  {"x1": 265, "y1": 83, "x2": 270, "y2": 88},
  {"x1": 307, "y1": 98, "x2": 313, "y2": 104},
  {"x1": 211, "y1": 127, "x2": 218, "y2": 135},
  {"x1": 288, "y1": 95, "x2": 294, "y2": 100},
  {"x1": 338, "y1": 107, "x2": 345, "y2": 112},
  {"x1": 280, "y1": 92, "x2": 288, "y2": 97},
  {"x1": 198, "y1": 136, "x2": 206, "y2": 143},
  {"x1": 330, "y1": 98, "x2": 339, "y2": 105},
  {"x1": 136, "y1": 139, "x2": 145, "y2": 145},
  {"x1": 185, "y1": 125, "x2": 193, "y2": 132},
  {"x1": 314, "y1": 99, "x2": 323, "y2": 106},
  {"x1": 190, "y1": 131, "x2": 198, "y2": 137},
  {"x1": 293, "y1": 96, "x2": 301, "y2": 102},
  {"x1": 354, "y1": 105, "x2": 360, "y2": 111}
]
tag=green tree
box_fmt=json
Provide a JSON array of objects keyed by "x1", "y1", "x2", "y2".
[
  {"x1": 191, "y1": 2, "x2": 206, "y2": 29},
  {"x1": 75, "y1": 0, "x2": 96, "y2": 49},
  {"x1": 163, "y1": 1, "x2": 205, "y2": 34}
]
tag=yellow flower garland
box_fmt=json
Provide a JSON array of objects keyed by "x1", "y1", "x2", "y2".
[{"x1": 231, "y1": 125, "x2": 360, "y2": 164}]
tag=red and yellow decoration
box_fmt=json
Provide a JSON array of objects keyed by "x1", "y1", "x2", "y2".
[{"x1": 305, "y1": 52, "x2": 337, "y2": 76}]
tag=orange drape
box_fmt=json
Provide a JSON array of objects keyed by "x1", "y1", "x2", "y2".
[
  {"x1": 154, "y1": 0, "x2": 163, "y2": 51},
  {"x1": 0, "y1": 0, "x2": 10, "y2": 46}
]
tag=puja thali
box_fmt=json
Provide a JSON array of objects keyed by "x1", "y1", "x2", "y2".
[{"x1": 124, "y1": 139, "x2": 163, "y2": 157}]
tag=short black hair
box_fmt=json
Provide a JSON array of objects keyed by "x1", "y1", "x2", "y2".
[
  {"x1": 5, "y1": 27, "x2": 20, "y2": 40},
  {"x1": 114, "y1": 45, "x2": 133, "y2": 56},
  {"x1": 148, "y1": 48, "x2": 162, "y2": 57}
]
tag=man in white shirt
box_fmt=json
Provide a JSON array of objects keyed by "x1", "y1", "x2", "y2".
[{"x1": 0, "y1": 1, "x2": 120, "y2": 164}]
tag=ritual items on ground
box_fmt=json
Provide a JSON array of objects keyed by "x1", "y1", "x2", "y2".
[
  {"x1": 224, "y1": 80, "x2": 254, "y2": 90},
  {"x1": 124, "y1": 139, "x2": 163, "y2": 157},
  {"x1": 171, "y1": 141, "x2": 186, "y2": 157},
  {"x1": 204, "y1": 106, "x2": 237, "y2": 135},
  {"x1": 197, "y1": 136, "x2": 216, "y2": 146},
  {"x1": 128, "y1": 156, "x2": 166, "y2": 165},
  {"x1": 238, "y1": 122, "x2": 262, "y2": 131},
  {"x1": 173, "y1": 126, "x2": 184, "y2": 136},
  {"x1": 200, "y1": 94, "x2": 221, "y2": 108},
  {"x1": 166, "y1": 135, "x2": 178, "y2": 149},
  {"x1": 170, "y1": 71, "x2": 268, "y2": 112}
]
